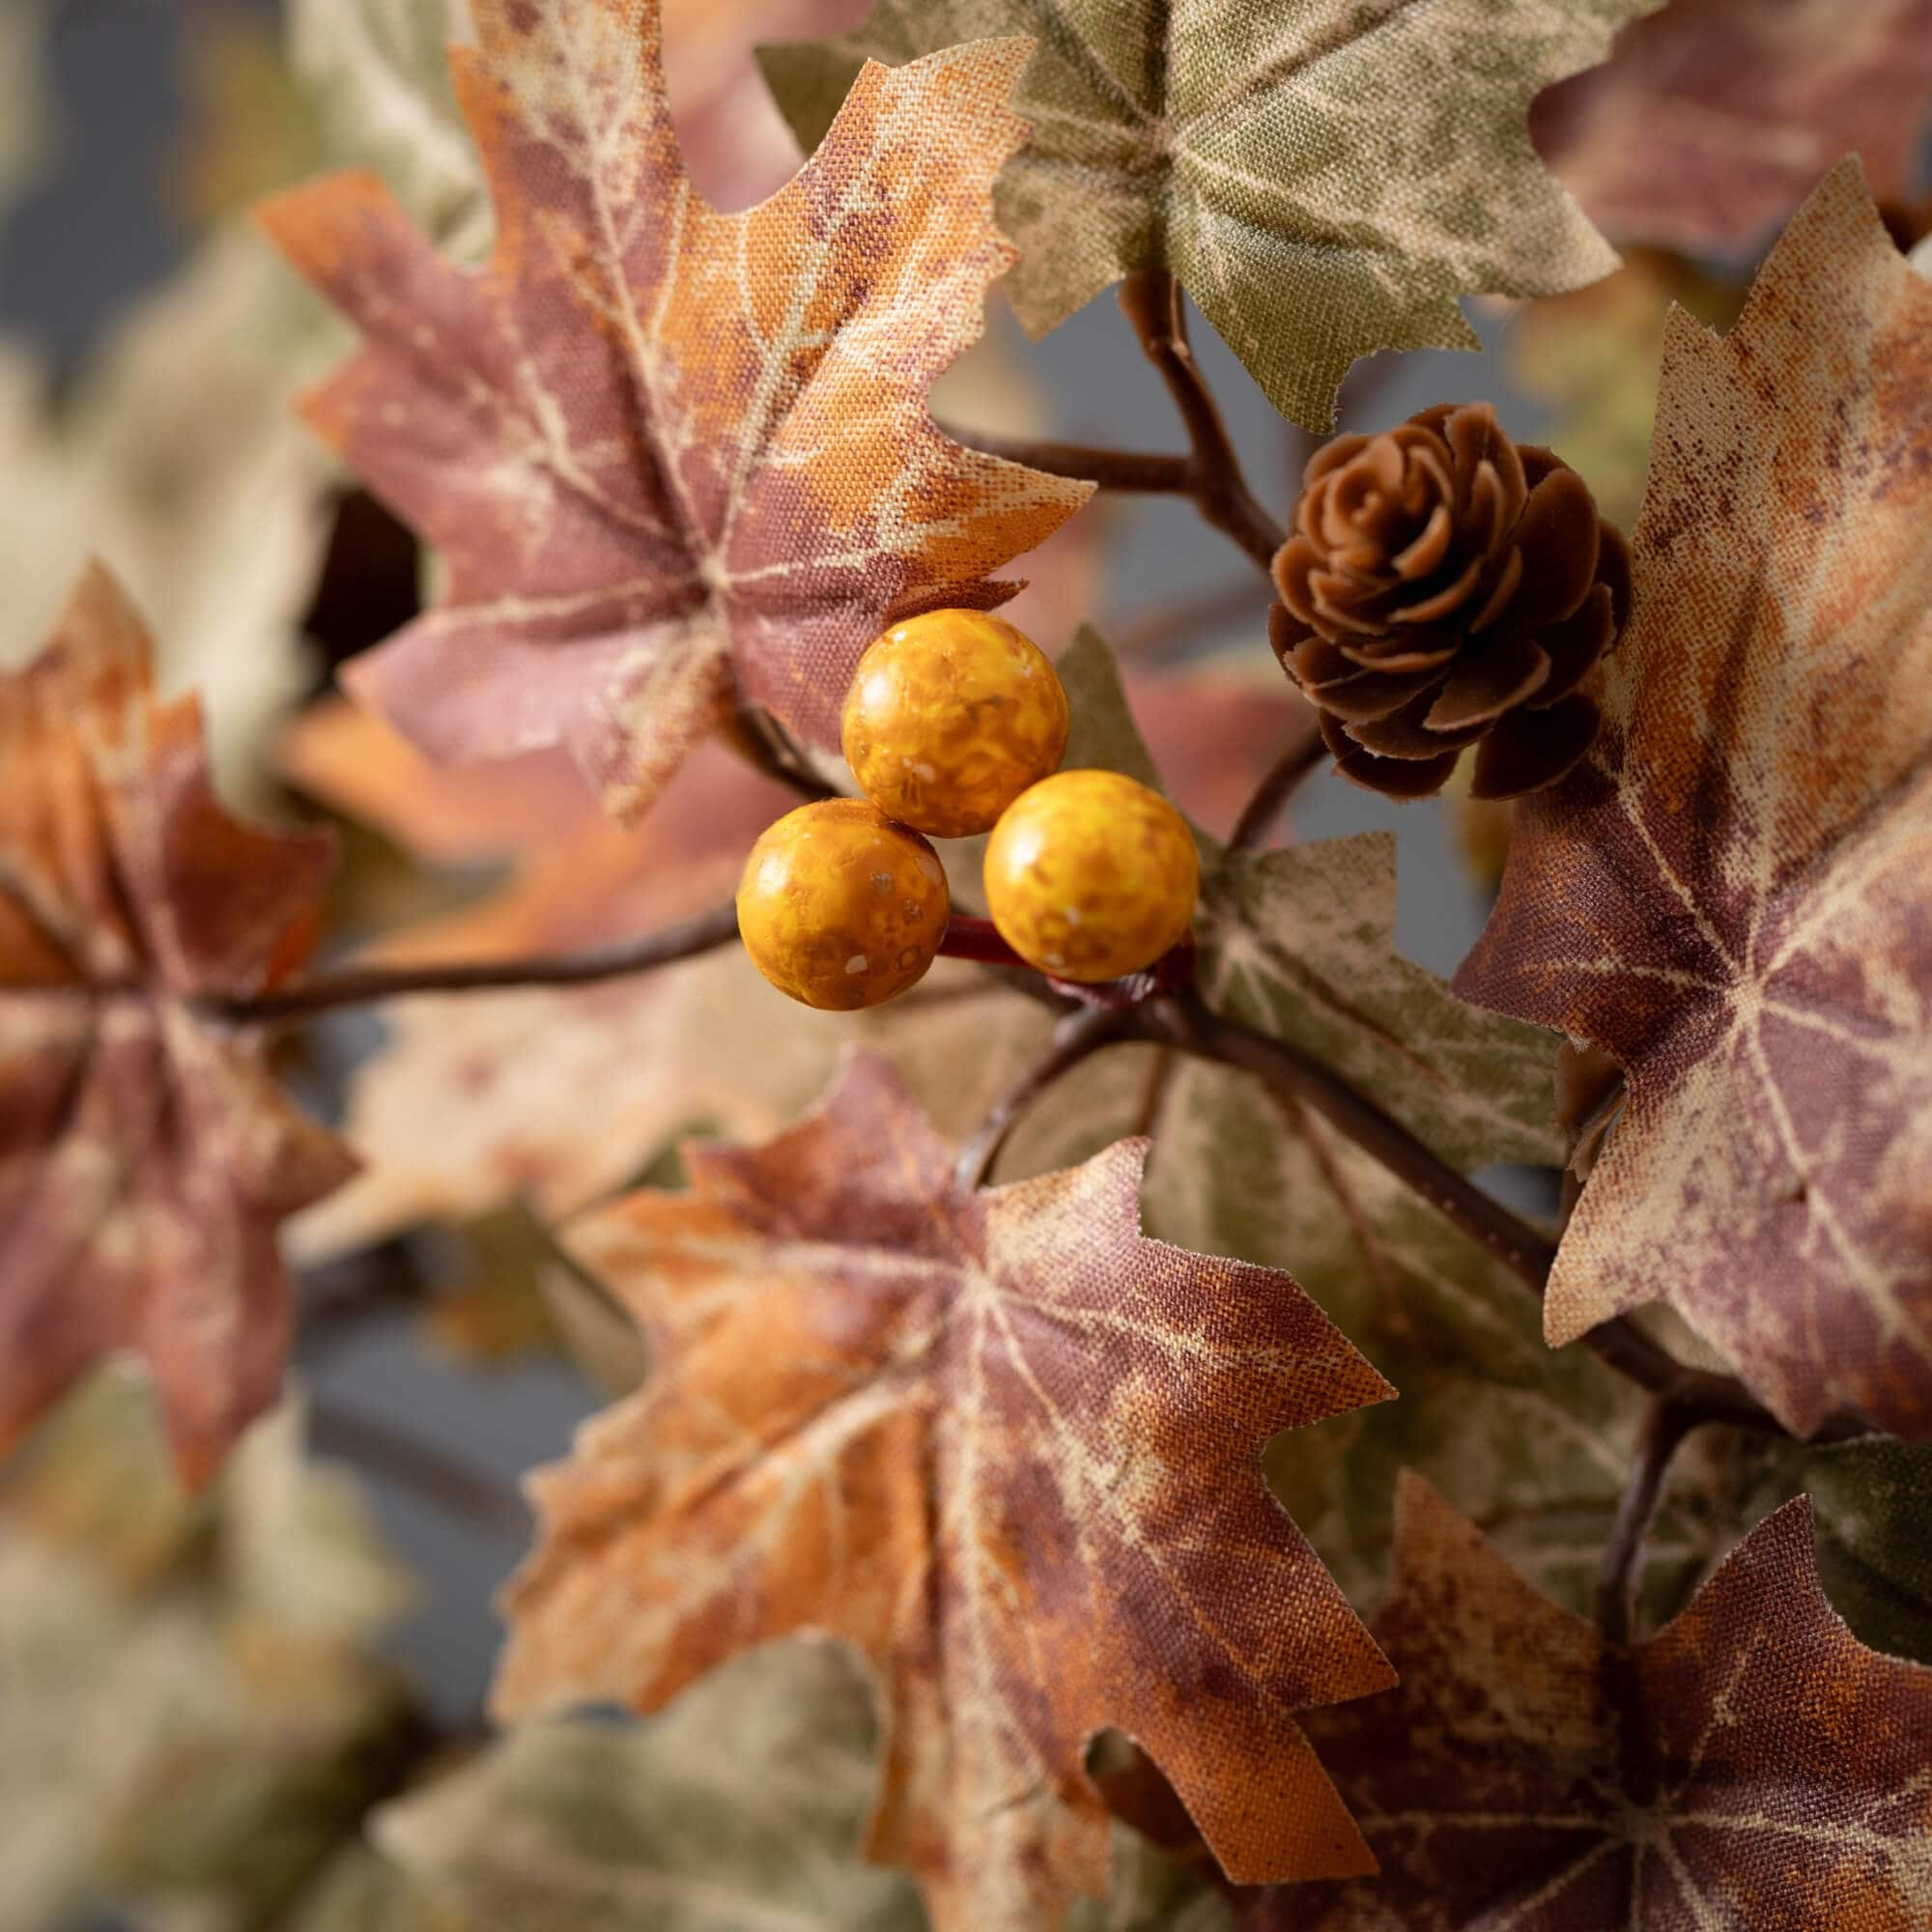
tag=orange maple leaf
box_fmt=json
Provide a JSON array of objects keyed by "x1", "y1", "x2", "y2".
[
  {"x1": 1455, "y1": 161, "x2": 1932, "y2": 1439},
  {"x1": 0, "y1": 567, "x2": 355, "y2": 1486},
  {"x1": 494, "y1": 1055, "x2": 1396, "y2": 1931},
  {"x1": 1262, "y1": 1474, "x2": 1932, "y2": 1929},
  {"x1": 259, "y1": 0, "x2": 1091, "y2": 822}
]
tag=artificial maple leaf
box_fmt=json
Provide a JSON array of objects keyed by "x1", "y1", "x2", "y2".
[
  {"x1": 1254, "y1": 1474, "x2": 1932, "y2": 1930},
  {"x1": 760, "y1": 0, "x2": 1659, "y2": 430},
  {"x1": 494, "y1": 1056, "x2": 1396, "y2": 1932},
  {"x1": 1531, "y1": 0, "x2": 1932, "y2": 256},
  {"x1": 260, "y1": 0, "x2": 1089, "y2": 823},
  {"x1": 1454, "y1": 161, "x2": 1932, "y2": 1440},
  {"x1": 0, "y1": 567, "x2": 355, "y2": 1487}
]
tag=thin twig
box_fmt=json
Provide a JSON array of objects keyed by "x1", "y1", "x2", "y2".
[
  {"x1": 1118, "y1": 270, "x2": 1289, "y2": 574},
  {"x1": 1226, "y1": 724, "x2": 1327, "y2": 852},
  {"x1": 939, "y1": 273, "x2": 1287, "y2": 577},
  {"x1": 198, "y1": 903, "x2": 742, "y2": 1026},
  {"x1": 723, "y1": 704, "x2": 839, "y2": 802},
  {"x1": 309, "y1": 1401, "x2": 529, "y2": 1539},
  {"x1": 1124, "y1": 989, "x2": 1864, "y2": 1443},
  {"x1": 953, "y1": 1006, "x2": 1134, "y2": 1190},
  {"x1": 1595, "y1": 1394, "x2": 1699, "y2": 1644},
  {"x1": 1112, "y1": 574, "x2": 1269, "y2": 661},
  {"x1": 934, "y1": 422, "x2": 1192, "y2": 494}
]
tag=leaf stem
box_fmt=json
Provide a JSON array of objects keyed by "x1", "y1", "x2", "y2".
[
  {"x1": 308, "y1": 1401, "x2": 529, "y2": 1539},
  {"x1": 935, "y1": 424, "x2": 1193, "y2": 495},
  {"x1": 198, "y1": 903, "x2": 743, "y2": 1026},
  {"x1": 941, "y1": 272, "x2": 1288, "y2": 576},
  {"x1": 1118, "y1": 270, "x2": 1289, "y2": 575},
  {"x1": 1594, "y1": 1393, "x2": 1699, "y2": 1644},
  {"x1": 1123, "y1": 989, "x2": 1864, "y2": 1445},
  {"x1": 1225, "y1": 723, "x2": 1327, "y2": 851},
  {"x1": 953, "y1": 1005, "x2": 1135, "y2": 1190}
]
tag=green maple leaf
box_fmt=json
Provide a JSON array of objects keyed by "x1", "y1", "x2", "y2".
[
  {"x1": 760, "y1": 0, "x2": 1661, "y2": 427},
  {"x1": 379, "y1": 1642, "x2": 922, "y2": 1932}
]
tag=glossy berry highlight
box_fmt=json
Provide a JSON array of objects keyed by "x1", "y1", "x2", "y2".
[
  {"x1": 737, "y1": 799, "x2": 950, "y2": 1010},
  {"x1": 982, "y1": 770, "x2": 1199, "y2": 982},
  {"x1": 841, "y1": 610, "x2": 1070, "y2": 838}
]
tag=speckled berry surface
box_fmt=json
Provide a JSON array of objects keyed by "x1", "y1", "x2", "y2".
[
  {"x1": 841, "y1": 611, "x2": 1069, "y2": 838},
  {"x1": 983, "y1": 769, "x2": 1199, "y2": 982},
  {"x1": 737, "y1": 799, "x2": 950, "y2": 1010}
]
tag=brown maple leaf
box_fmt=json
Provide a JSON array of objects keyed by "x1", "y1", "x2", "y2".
[
  {"x1": 0, "y1": 566, "x2": 355, "y2": 1486},
  {"x1": 1255, "y1": 1473, "x2": 1932, "y2": 1930},
  {"x1": 1532, "y1": 0, "x2": 1932, "y2": 254},
  {"x1": 1453, "y1": 161, "x2": 1932, "y2": 1440},
  {"x1": 259, "y1": 0, "x2": 1090, "y2": 822},
  {"x1": 493, "y1": 1055, "x2": 1396, "y2": 1931}
]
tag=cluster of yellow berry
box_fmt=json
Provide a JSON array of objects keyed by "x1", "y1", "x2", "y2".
[{"x1": 736, "y1": 611, "x2": 1200, "y2": 1009}]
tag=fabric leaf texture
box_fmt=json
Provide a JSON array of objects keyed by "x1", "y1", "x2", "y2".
[
  {"x1": 0, "y1": 566, "x2": 354, "y2": 1486},
  {"x1": 760, "y1": 0, "x2": 1661, "y2": 429},
  {"x1": 494, "y1": 1056, "x2": 1395, "y2": 1932},
  {"x1": 1261, "y1": 1474, "x2": 1932, "y2": 1929},
  {"x1": 1455, "y1": 160, "x2": 1932, "y2": 1439},
  {"x1": 261, "y1": 0, "x2": 1089, "y2": 822}
]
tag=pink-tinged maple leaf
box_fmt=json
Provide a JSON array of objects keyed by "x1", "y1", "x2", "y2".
[
  {"x1": 1454, "y1": 161, "x2": 1932, "y2": 1439},
  {"x1": 1255, "y1": 1474, "x2": 1932, "y2": 1930},
  {"x1": 258, "y1": 0, "x2": 1090, "y2": 822},
  {"x1": 0, "y1": 566, "x2": 355, "y2": 1487},
  {"x1": 1532, "y1": 0, "x2": 1932, "y2": 255},
  {"x1": 493, "y1": 1055, "x2": 1396, "y2": 1932}
]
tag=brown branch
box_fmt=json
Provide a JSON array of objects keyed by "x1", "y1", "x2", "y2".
[
  {"x1": 1124, "y1": 989, "x2": 1865, "y2": 1445},
  {"x1": 1594, "y1": 1393, "x2": 1700, "y2": 1644},
  {"x1": 1226, "y1": 724, "x2": 1327, "y2": 852},
  {"x1": 1117, "y1": 270, "x2": 1289, "y2": 574},
  {"x1": 933, "y1": 422, "x2": 1192, "y2": 494},
  {"x1": 939, "y1": 273, "x2": 1287, "y2": 576},
  {"x1": 722, "y1": 703, "x2": 839, "y2": 802},
  {"x1": 308, "y1": 1401, "x2": 529, "y2": 1539},
  {"x1": 198, "y1": 902, "x2": 742, "y2": 1026},
  {"x1": 953, "y1": 1005, "x2": 1134, "y2": 1190}
]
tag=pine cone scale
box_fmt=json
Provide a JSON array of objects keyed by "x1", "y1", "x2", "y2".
[{"x1": 1270, "y1": 400, "x2": 1629, "y2": 800}]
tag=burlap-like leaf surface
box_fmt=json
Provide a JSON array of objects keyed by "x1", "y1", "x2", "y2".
[
  {"x1": 1143, "y1": 1070, "x2": 1750, "y2": 1629},
  {"x1": 1532, "y1": 0, "x2": 1932, "y2": 254},
  {"x1": 260, "y1": 0, "x2": 1089, "y2": 822},
  {"x1": 0, "y1": 568, "x2": 355, "y2": 1486},
  {"x1": 760, "y1": 0, "x2": 1657, "y2": 429},
  {"x1": 494, "y1": 1056, "x2": 1395, "y2": 1931},
  {"x1": 1260, "y1": 1476, "x2": 1932, "y2": 1929},
  {"x1": 1454, "y1": 161, "x2": 1932, "y2": 1439}
]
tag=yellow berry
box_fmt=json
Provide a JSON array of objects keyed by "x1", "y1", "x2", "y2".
[
  {"x1": 737, "y1": 799, "x2": 950, "y2": 1010},
  {"x1": 841, "y1": 611, "x2": 1069, "y2": 838},
  {"x1": 983, "y1": 770, "x2": 1198, "y2": 982}
]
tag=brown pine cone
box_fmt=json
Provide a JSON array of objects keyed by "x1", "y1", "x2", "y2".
[{"x1": 1268, "y1": 401, "x2": 1632, "y2": 800}]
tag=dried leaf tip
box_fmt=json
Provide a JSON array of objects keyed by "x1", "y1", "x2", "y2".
[{"x1": 1271, "y1": 403, "x2": 1631, "y2": 802}]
